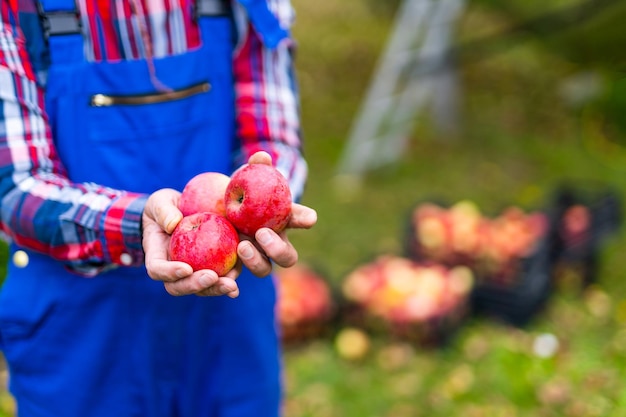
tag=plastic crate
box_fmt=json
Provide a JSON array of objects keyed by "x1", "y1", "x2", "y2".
[
  {"x1": 469, "y1": 234, "x2": 554, "y2": 326},
  {"x1": 404, "y1": 200, "x2": 555, "y2": 327}
]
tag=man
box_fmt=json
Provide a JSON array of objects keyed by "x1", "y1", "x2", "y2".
[{"x1": 0, "y1": 0, "x2": 316, "y2": 416}]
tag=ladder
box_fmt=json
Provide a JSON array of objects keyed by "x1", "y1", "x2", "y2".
[{"x1": 335, "y1": 0, "x2": 466, "y2": 181}]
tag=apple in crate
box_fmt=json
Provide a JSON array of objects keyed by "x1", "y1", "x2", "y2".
[
  {"x1": 368, "y1": 256, "x2": 470, "y2": 322},
  {"x1": 169, "y1": 212, "x2": 239, "y2": 276},
  {"x1": 410, "y1": 200, "x2": 483, "y2": 263},
  {"x1": 225, "y1": 164, "x2": 292, "y2": 236},
  {"x1": 341, "y1": 255, "x2": 474, "y2": 339},
  {"x1": 179, "y1": 171, "x2": 231, "y2": 216},
  {"x1": 560, "y1": 204, "x2": 591, "y2": 247}
]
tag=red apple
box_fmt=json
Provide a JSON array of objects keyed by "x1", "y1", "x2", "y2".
[
  {"x1": 179, "y1": 172, "x2": 230, "y2": 217},
  {"x1": 169, "y1": 212, "x2": 239, "y2": 276},
  {"x1": 225, "y1": 164, "x2": 292, "y2": 236}
]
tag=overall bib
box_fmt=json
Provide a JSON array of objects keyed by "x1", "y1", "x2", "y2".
[{"x1": 0, "y1": 1, "x2": 286, "y2": 416}]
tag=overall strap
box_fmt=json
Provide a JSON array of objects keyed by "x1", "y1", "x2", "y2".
[
  {"x1": 36, "y1": 0, "x2": 82, "y2": 65},
  {"x1": 236, "y1": 0, "x2": 289, "y2": 49},
  {"x1": 37, "y1": 0, "x2": 80, "y2": 38}
]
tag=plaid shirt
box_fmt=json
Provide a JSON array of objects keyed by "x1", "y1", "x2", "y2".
[{"x1": 0, "y1": 0, "x2": 306, "y2": 275}]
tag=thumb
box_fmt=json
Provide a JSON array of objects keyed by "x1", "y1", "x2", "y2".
[{"x1": 144, "y1": 188, "x2": 184, "y2": 234}]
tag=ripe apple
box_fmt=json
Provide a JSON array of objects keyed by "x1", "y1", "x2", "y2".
[
  {"x1": 179, "y1": 172, "x2": 231, "y2": 217},
  {"x1": 225, "y1": 164, "x2": 292, "y2": 236},
  {"x1": 169, "y1": 212, "x2": 239, "y2": 276}
]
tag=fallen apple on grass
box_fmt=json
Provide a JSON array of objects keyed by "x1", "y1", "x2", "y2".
[
  {"x1": 225, "y1": 163, "x2": 292, "y2": 237},
  {"x1": 334, "y1": 327, "x2": 371, "y2": 361},
  {"x1": 169, "y1": 212, "x2": 239, "y2": 276},
  {"x1": 179, "y1": 171, "x2": 230, "y2": 217}
]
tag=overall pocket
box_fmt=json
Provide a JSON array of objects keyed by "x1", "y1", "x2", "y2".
[
  {"x1": 47, "y1": 51, "x2": 235, "y2": 193},
  {"x1": 87, "y1": 81, "x2": 212, "y2": 143}
]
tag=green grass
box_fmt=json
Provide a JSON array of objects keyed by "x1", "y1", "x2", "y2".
[{"x1": 1, "y1": 1, "x2": 626, "y2": 416}]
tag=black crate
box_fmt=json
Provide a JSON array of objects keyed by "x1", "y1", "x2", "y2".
[{"x1": 469, "y1": 234, "x2": 554, "y2": 327}]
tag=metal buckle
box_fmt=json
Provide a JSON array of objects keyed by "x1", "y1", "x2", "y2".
[
  {"x1": 36, "y1": 2, "x2": 81, "y2": 40},
  {"x1": 195, "y1": 0, "x2": 231, "y2": 19}
]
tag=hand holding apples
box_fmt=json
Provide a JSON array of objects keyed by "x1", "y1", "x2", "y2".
[{"x1": 145, "y1": 151, "x2": 316, "y2": 296}]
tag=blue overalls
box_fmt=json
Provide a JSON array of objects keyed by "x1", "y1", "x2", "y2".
[{"x1": 0, "y1": 1, "x2": 287, "y2": 416}]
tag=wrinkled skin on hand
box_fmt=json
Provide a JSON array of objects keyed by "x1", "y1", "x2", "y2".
[{"x1": 141, "y1": 151, "x2": 318, "y2": 297}]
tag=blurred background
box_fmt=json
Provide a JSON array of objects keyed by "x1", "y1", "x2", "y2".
[
  {"x1": 2, "y1": 0, "x2": 626, "y2": 416},
  {"x1": 280, "y1": 0, "x2": 626, "y2": 416}
]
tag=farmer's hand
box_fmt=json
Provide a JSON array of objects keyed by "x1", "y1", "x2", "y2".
[
  {"x1": 235, "y1": 151, "x2": 318, "y2": 278},
  {"x1": 142, "y1": 188, "x2": 240, "y2": 298}
]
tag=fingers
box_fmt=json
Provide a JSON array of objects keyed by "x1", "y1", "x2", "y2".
[
  {"x1": 196, "y1": 279, "x2": 240, "y2": 298},
  {"x1": 144, "y1": 188, "x2": 183, "y2": 234},
  {"x1": 235, "y1": 202, "x2": 314, "y2": 277},
  {"x1": 288, "y1": 203, "x2": 318, "y2": 229},
  {"x1": 163, "y1": 270, "x2": 240, "y2": 298},
  {"x1": 255, "y1": 229, "x2": 298, "y2": 267},
  {"x1": 238, "y1": 240, "x2": 272, "y2": 277},
  {"x1": 238, "y1": 228, "x2": 298, "y2": 277},
  {"x1": 142, "y1": 213, "x2": 194, "y2": 281},
  {"x1": 145, "y1": 257, "x2": 193, "y2": 283}
]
